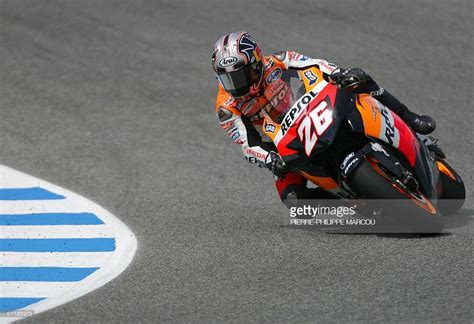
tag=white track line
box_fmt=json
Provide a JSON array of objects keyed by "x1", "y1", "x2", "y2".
[
  {"x1": 0, "y1": 225, "x2": 115, "y2": 239},
  {"x1": 0, "y1": 201, "x2": 97, "y2": 214},
  {"x1": 1, "y1": 252, "x2": 116, "y2": 268},
  {"x1": 0, "y1": 282, "x2": 81, "y2": 298}
]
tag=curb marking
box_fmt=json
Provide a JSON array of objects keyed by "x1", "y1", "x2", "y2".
[
  {"x1": 0, "y1": 165, "x2": 137, "y2": 322},
  {"x1": 0, "y1": 213, "x2": 104, "y2": 226}
]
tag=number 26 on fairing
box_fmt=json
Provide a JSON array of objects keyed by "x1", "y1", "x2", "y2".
[{"x1": 297, "y1": 100, "x2": 334, "y2": 156}]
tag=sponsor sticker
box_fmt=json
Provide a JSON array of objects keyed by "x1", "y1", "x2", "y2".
[
  {"x1": 265, "y1": 123, "x2": 276, "y2": 133},
  {"x1": 265, "y1": 58, "x2": 274, "y2": 69},
  {"x1": 245, "y1": 148, "x2": 267, "y2": 160},
  {"x1": 304, "y1": 70, "x2": 318, "y2": 86},
  {"x1": 340, "y1": 152, "x2": 360, "y2": 176},
  {"x1": 245, "y1": 156, "x2": 266, "y2": 167},
  {"x1": 280, "y1": 90, "x2": 318, "y2": 135},
  {"x1": 230, "y1": 131, "x2": 240, "y2": 141},
  {"x1": 266, "y1": 68, "x2": 282, "y2": 84},
  {"x1": 380, "y1": 107, "x2": 396, "y2": 145}
]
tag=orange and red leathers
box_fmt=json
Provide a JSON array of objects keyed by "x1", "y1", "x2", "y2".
[
  {"x1": 215, "y1": 50, "x2": 338, "y2": 201},
  {"x1": 215, "y1": 50, "x2": 338, "y2": 167}
]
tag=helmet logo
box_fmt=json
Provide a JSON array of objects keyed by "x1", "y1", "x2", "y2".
[
  {"x1": 239, "y1": 34, "x2": 257, "y2": 61},
  {"x1": 218, "y1": 56, "x2": 238, "y2": 68}
]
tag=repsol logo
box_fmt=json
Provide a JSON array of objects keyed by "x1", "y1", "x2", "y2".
[
  {"x1": 218, "y1": 56, "x2": 238, "y2": 67},
  {"x1": 280, "y1": 90, "x2": 318, "y2": 135},
  {"x1": 380, "y1": 107, "x2": 395, "y2": 145}
]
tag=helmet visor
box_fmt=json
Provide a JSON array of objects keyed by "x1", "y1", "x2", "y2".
[{"x1": 217, "y1": 62, "x2": 262, "y2": 98}]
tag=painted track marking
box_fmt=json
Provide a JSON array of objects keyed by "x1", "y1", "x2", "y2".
[{"x1": 0, "y1": 165, "x2": 137, "y2": 322}]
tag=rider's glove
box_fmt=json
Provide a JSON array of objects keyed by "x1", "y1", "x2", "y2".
[
  {"x1": 265, "y1": 151, "x2": 287, "y2": 178},
  {"x1": 330, "y1": 67, "x2": 380, "y2": 94}
]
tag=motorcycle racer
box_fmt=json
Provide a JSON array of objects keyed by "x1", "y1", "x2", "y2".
[{"x1": 212, "y1": 31, "x2": 437, "y2": 206}]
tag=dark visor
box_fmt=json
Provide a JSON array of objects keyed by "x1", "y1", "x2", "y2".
[{"x1": 217, "y1": 63, "x2": 261, "y2": 97}]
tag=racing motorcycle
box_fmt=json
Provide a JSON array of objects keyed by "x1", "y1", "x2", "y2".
[{"x1": 260, "y1": 67, "x2": 465, "y2": 233}]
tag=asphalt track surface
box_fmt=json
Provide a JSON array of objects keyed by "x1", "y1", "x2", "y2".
[{"x1": 1, "y1": 0, "x2": 473, "y2": 322}]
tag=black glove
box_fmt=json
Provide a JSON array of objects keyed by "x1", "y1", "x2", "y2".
[
  {"x1": 403, "y1": 111, "x2": 437, "y2": 135},
  {"x1": 265, "y1": 151, "x2": 287, "y2": 178},
  {"x1": 330, "y1": 67, "x2": 379, "y2": 94}
]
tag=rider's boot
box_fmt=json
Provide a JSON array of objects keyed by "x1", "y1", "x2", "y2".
[{"x1": 401, "y1": 111, "x2": 437, "y2": 135}]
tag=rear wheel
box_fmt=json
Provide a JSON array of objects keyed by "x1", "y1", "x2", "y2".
[{"x1": 349, "y1": 159, "x2": 443, "y2": 233}]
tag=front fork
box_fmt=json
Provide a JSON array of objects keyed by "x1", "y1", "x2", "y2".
[{"x1": 337, "y1": 140, "x2": 435, "y2": 200}]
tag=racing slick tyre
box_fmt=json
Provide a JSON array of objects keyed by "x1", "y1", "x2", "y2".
[
  {"x1": 436, "y1": 159, "x2": 465, "y2": 216},
  {"x1": 348, "y1": 159, "x2": 443, "y2": 233}
]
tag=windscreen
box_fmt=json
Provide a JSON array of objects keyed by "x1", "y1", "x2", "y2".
[{"x1": 263, "y1": 69, "x2": 306, "y2": 124}]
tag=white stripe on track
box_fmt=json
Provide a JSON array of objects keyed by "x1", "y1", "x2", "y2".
[
  {"x1": 0, "y1": 225, "x2": 115, "y2": 239},
  {"x1": 1, "y1": 252, "x2": 114, "y2": 267},
  {"x1": 0, "y1": 282, "x2": 81, "y2": 298},
  {"x1": 1, "y1": 200, "x2": 99, "y2": 214}
]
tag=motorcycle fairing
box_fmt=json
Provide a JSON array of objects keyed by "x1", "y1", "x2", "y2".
[
  {"x1": 260, "y1": 67, "x2": 438, "y2": 198},
  {"x1": 349, "y1": 96, "x2": 440, "y2": 198},
  {"x1": 350, "y1": 94, "x2": 419, "y2": 167}
]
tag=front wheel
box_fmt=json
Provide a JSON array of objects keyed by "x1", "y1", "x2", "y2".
[{"x1": 348, "y1": 159, "x2": 443, "y2": 233}]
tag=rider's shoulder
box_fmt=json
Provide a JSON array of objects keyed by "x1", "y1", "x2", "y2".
[
  {"x1": 216, "y1": 100, "x2": 242, "y2": 124},
  {"x1": 271, "y1": 50, "x2": 309, "y2": 62},
  {"x1": 271, "y1": 50, "x2": 301, "y2": 61},
  {"x1": 215, "y1": 85, "x2": 240, "y2": 110},
  {"x1": 271, "y1": 50, "x2": 288, "y2": 62},
  {"x1": 216, "y1": 94, "x2": 239, "y2": 111}
]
